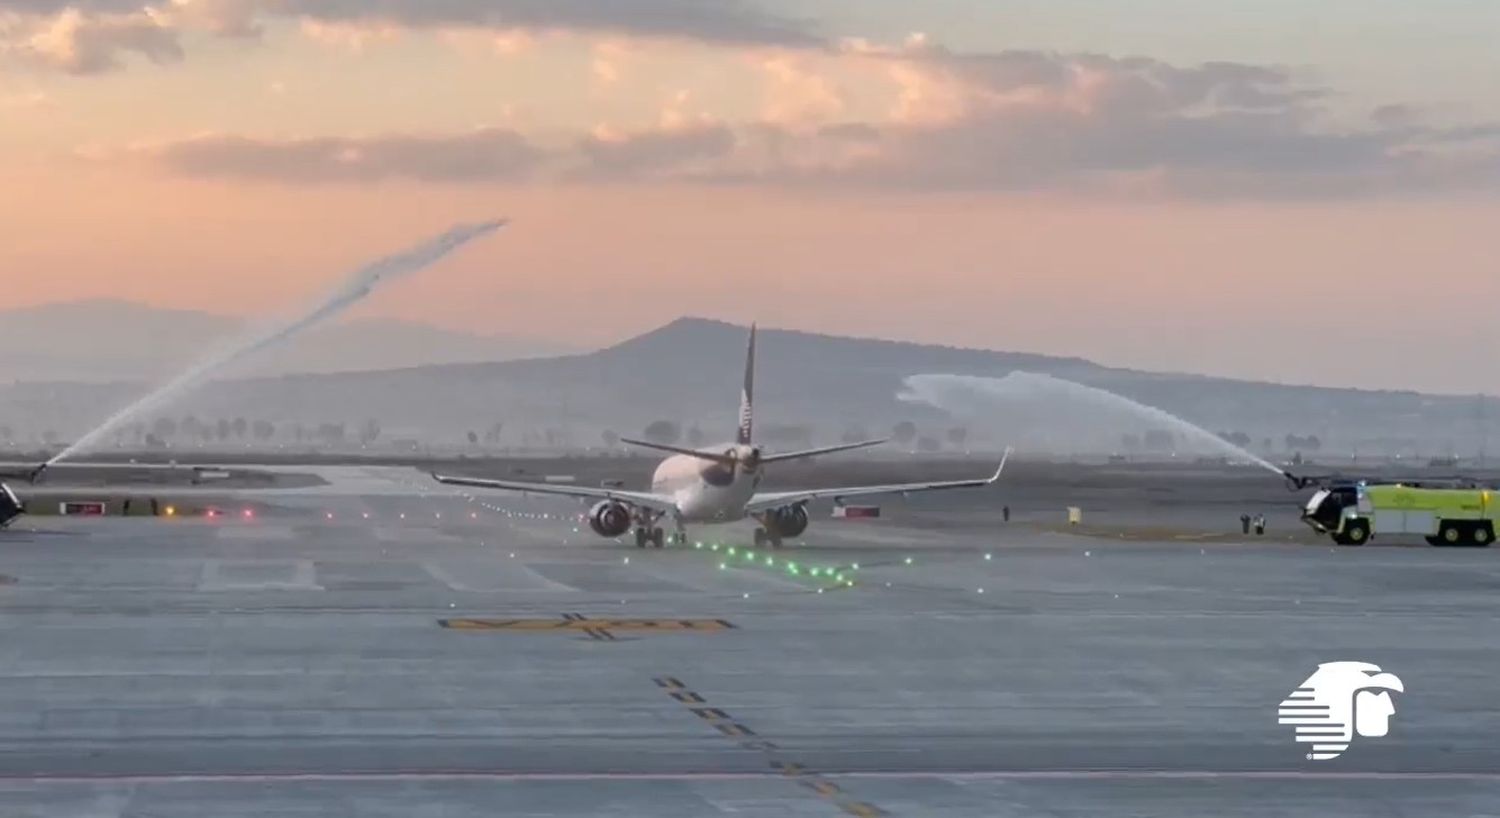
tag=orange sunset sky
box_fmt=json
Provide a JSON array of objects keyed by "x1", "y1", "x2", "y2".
[{"x1": 2, "y1": 1, "x2": 1499, "y2": 393}]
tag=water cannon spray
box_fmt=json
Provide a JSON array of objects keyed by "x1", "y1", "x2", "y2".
[{"x1": 45, "y1": 219, "x2": 506, "y2": 468}]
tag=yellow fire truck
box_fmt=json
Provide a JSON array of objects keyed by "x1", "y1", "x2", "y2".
[{"x1": 1301, "y1": 481, "x2": 1496, "y2": 547}]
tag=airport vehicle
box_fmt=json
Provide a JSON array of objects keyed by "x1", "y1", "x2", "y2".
[
  {"x1": 1301, "y1": 480, "x2": 1497, "y2": 546},
  {"x1": 434, "y1": 325, "x2": 1008, "y2": 547},
  {"x1": 0, "y1": 482, "x2": 22, "y2": 528}
]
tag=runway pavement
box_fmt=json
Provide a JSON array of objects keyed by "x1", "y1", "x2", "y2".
[{"x1": 1, "y1": 464, "x2": 1498, "y2": 816}]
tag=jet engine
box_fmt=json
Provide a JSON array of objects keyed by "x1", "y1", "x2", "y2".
[
  {"x1": 0, "y1": 482, "x2": 23, "y2": 529},
  {"x1": 587, "y1": 500, "x2": 632, "y2": 538},
  {"x1": 766, "y1": 505, "x2": 809, "y2": 538}
]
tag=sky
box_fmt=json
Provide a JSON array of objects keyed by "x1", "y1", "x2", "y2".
[{"x1": 2, "y1": 0, "x2": 1500, "y2": 394}]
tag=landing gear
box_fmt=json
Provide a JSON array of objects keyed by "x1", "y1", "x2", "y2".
[
  {"x1": 635, "y1": 527, "x2": 665, "y2": 548},
  {"x1": 752, "y1": 527, "x2": 783, "y2": 549}
]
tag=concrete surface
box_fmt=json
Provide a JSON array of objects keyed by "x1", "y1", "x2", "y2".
[{"x1": 1, "y1": 463, "x2": 1497, "y2": 816}]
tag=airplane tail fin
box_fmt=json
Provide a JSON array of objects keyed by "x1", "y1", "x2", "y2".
[{"x1": 736, "y1": 323, "x2": 755, "y2": 445}]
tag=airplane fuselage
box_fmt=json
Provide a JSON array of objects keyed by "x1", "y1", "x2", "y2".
[{"x1": 650, "y1": 443, "x2": 763, "y2": 523}]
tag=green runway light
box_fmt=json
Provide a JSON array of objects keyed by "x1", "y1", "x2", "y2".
[
  {"x1": 984, "y1": 553, "x2": 993, "y2": 561},
  {"x1": 834, "y1": 574, "x2": 845, "y2": 583},
  {"x1": 711, "y1": 544, "x2": 720, "y2": 551},
  {"x1": 719, "y1": 562, "x2": 728, "y2": 571},
  {"x1": 851, "y1": 563, "x2": 860, "y2": 571},
  {"x1": 765, "y1": 557, "x2": 774, "y2": 566},
  {"x1": 695, "y1": 542, "x2": 703, "y2": 549},
  {"x1": 728, "y1": 547, "x2": 737, "y2": 556},
  {"x1": 810, "y1": 568, "x2": 821, "y2": 577},
  {"x1": 904, "y1": 557, "x2": 914, "y2": 565}
]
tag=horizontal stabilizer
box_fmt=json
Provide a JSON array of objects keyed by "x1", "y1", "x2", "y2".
[
  {"x1": 619, "y1": 438, "x2": 736, "y2": 465},
  {"x1": 760, "y1": 439, "x2": 887, "y2": 464}
]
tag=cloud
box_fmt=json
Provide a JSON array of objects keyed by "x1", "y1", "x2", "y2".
[
  {"x1": 267, "y1": 0, "x2": 822, "y2": 48},
  {"x1": 81, "y1": 34, "x2": 1500, "y2": 199},
  {"x1": 574, "y1": 122, "x2": 737, "y2": 180},
  {"x1": 3, "y1": 6, "x2": 182, "y2": 73},
  {"x1": 0, "y1": 0, "x2": 822, "y2": 73},
  {"x1": 139, "y1": 128, "x2": 548, "y2": 183}
]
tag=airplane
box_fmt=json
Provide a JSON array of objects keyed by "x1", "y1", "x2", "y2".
[{"x1": 432, "y1": 324, "x2": 1009, "y2": 548}]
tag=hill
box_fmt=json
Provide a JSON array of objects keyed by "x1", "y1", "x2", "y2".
[{"x1": 0, "y1": 316, "x2": 1490, "y2": 458}]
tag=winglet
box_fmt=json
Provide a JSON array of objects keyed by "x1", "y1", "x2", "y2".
[{"x1": 987, "y1": 446, "x2": 1013, "y2": 484}]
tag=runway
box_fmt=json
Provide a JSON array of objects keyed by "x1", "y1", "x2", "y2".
[{"x1": 2, "y1": 463, "x2": 1498, "y2": 816}]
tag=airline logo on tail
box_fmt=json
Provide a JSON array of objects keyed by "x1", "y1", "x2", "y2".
[{"x1": 737, "y1": 324, "x2": 756, "y2": 445}]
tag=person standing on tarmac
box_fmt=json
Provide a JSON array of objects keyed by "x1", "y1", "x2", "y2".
[
  {"x1": 1240, "y1": 513, "x2": 1252, "y2": 534},
  {"x1": 1253, "y1": 514, "x2": 1266, "y2": 535}
]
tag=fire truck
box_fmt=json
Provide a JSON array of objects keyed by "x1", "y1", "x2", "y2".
[{"x1": 1300, "y1": 480, "x2": 1496, "y2": 547}]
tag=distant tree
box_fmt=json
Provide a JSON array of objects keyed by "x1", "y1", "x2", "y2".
[
  {"x1": 1262, "y1": 437, "x2": 1274, "y2": 451},
  {"x1": 0, "y1": 425, "x2": 12, "y2": 442},
  {"x1": 761, "y1": 424, "x2": 813, "y2": 449},
  {"x1": 642, "y1": 420, "x2": 681, "y2": 445},
  {"x1": 892, "y1": 421, "x2": 918, "y2": 446},
  {"x1": 466, "y1": 430, "x2": 479, "y2": 446},
  {"x1": 686, "y1": 425, "x2": 706, "y2": 447},
  {"x1": 946, "y1": 427, "x2": 969, "y2": 448},
  {"x1": 1121, "y1": 433, "x2": 1142, "y2": 452},
  {"x1": 316, "y1": 422, "x2": 346, "y2": 444},
  {"x1": 144, "y1": 433, "x2": 166, "y2": 449},
  {"x1": 1143, "y1": 429, "x2": 1175, "y2": 452},
  {"x1": 602, "y1": 429, "x2": 620, "y2": 448},
  {"x1": 252, "y1": 420, "x2": 276, "y2": 441},
  {"x1": 152, "y1": 417, "x2": 178, "y2": 439},
  {"x1": 359, "y1": 419, "x2": 382, "y2": 445},
  {"x1": 216, "y1": 418, "x2": 232, "y2": 441},
  {"x1": 180, "y1": 416, "x2": 202, "y2": 438},
  {"x1": 1218, "y1": 431, "x2": 1252, "y2": 448},
  {"x1": 841, "y1": 426, "x2": 870, "y2": 445},
  {"x1": 916, "y1": 435, "x2": 941, "y2": 453},
  {"x1": 483, "y1": 422, "x2": 503, "y2": 446},
  {"x1": 231, "y1": 417, "x2": 248, "y2": 440}
]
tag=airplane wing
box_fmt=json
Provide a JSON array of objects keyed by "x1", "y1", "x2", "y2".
[
  {"x1": 743, "y1": 448, "x2": 1010, "y2": 514},
  {"x1": 430, "y1": 472, "x2": 679, "y2": 513}
]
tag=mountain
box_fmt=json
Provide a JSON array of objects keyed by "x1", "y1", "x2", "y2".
[
  {"x1": 0, "y1": 299, "x2": 576, "y2": 382},
  {"x1": 1, "y1": 315, "x2": 1490, "y2": 459}
]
